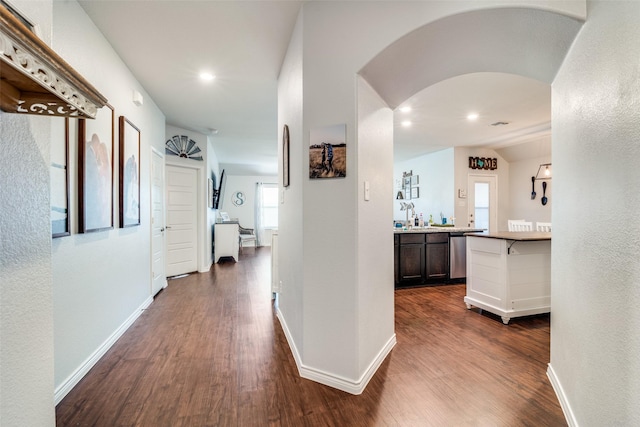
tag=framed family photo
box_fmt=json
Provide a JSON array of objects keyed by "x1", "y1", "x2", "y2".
[
  {"x1": 309, "y1": 123, "x2": 346, "y2": 179},
  {"x1": 78, "y1": 104, "x2": 114, "y2": 233},
  {"x1": 119, "y1": 116, "x2": 141, "y2": 227}
]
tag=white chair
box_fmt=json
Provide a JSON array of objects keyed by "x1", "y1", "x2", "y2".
[
  {"x1": 511, "y1": 221, "x2": 533, "y2": 232},
  {"x1": 508, "y1": 219, "x2": 526, "y2": 231},
  {"x1": 536, "y1": 222, "x2": 552, "y2": 232},
  {"x1": 238, "y1": 225, "x2": 257, "y2": 253}
]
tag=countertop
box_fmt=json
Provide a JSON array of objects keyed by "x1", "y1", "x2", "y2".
[
  {"x1": 465, "y1": 231, "x2": 551, "y2": 241},
  {"x1": 394, "y1": 226, "x2": 485, "y2": 234}
]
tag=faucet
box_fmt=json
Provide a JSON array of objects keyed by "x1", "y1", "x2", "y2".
[{"x1": 400, "y1": 202, "x2": 415, "y2": 227}]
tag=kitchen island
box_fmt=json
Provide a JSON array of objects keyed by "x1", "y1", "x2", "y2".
[
  {"x1": 464, "y1": 232, "x2": 551, "y2": 324},
  {"x1": 394, "y1": 226, "x2": 483, "y2": 287}
]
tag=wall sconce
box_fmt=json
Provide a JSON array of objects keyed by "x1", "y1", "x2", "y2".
[{"x1": 536, "y1": 163, "x2": 552, "y2": 180}]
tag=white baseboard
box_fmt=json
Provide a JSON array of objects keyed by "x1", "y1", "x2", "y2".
[
  {"x1": 54, "y1": 296, "x2": 153, "y2": 405},
  {"x1": 547, "y1": 363, "x2": 578, "y2": 427},
  {"x1": 276, "y1": 306, "x2": 396, "y2": 395}
]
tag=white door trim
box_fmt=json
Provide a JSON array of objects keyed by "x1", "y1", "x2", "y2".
[{"x1": 151, "y1": 147, "x2": 167, "y2": 294}]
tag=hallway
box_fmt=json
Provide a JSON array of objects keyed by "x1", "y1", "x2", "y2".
[{"x1": 56, "y1": 248, "x2": 565, "y2": 426}]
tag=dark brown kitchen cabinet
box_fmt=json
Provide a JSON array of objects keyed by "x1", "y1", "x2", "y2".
[
  {"x1": 397, "y1": 233, "x2": 426, "y2": 285},
  {"x1": 426, "y1": 233, "x2": 449, "y2": 280},
  {"x1": 395, "y1": 232, "x2": 450, "y2": 287}
]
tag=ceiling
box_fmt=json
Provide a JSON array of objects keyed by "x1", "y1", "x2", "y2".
[
  {"x1": 78, "y1": 1, "x2": 554, "y2": 175},
  {"x1": 393, "y1": 72, "x2": 551, "y2": 162}
]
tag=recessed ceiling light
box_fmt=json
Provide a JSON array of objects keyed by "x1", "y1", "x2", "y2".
[
  {"x1": 199, "y1": 72, "x2": 215, "y2": 81},
  {"x1": 467, "y1": 113, "x2": 479, "y2": 121},
  {"x1": 401, "y1": 120, "x2": 412, "y2": 127},
  {"x1": 399, "y1": 106, "x2": 411, "y2": 113}
]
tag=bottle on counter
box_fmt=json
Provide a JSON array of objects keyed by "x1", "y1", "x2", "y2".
[
  {"x1": 418, "y1": 213, "x2": 424, "y2": 227},
  {"x1": 428, "y1": 214, "x2": 434, "y2": 225},
  {"x1": 415, "y1": 215, "x2": 419, "y2": 226}
]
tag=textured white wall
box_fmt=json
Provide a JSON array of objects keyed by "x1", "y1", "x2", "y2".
[
  {"x1": 51, "y1": 0, "x2": 166, "y2": 397},
  {"x1": 0, "y1": 1, "x2": 54, "y2": 425},
  {"x1": 0, "y1": 114, "x2": 55, "y2": 426},
  {"x1": 551, "y1": 1, "x2": 640, "y2": 425}
]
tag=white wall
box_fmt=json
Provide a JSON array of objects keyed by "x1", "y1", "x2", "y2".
[
  {"x1": 220, "y1": 175, "x2": 278, "y2": 226},
  {"x1": 51, "y1": 0, "x2": 166, "y2": 402},
  {"x1": 1, "y1": 23, "x2": 56, "y2": 419},
  {"x1": 550, "y1": 2, "x2": 640, "y2": 425},
  {"x1": 507, "y1": 154, "x2": 552, "y2": 226},
  {"x1": 356, "y1": 77, "x2": 396, "y2": 377},
  {"x1": 277, "y1": 8, "x2": 305, "y2": 355},
  {"x1": 393, "y1": 149, "x2": 455, "y2": 224}
]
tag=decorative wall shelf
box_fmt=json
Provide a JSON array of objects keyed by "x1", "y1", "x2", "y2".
[{"x1": 0, "y1": 4, "x2": 107, "y2": 118}]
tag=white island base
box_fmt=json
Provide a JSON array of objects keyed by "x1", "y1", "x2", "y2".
[{"x1": 464, "y1": 233, "x2": 551, "y2": 325}]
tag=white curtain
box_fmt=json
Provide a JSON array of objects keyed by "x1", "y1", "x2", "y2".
[{"x1": 255, "y1": 182, "x2": 264, "y2": 246}]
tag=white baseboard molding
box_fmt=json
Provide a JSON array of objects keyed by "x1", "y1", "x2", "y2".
[
  {"x1": 276, "y1": 307, "x2": 396, "y2": 395},
  {"x1": 54, "y1": 296, "x2": 154, "y2": 405},
  {"x1": 547, "y1": 363, "x2": 578, "y2": 427}
]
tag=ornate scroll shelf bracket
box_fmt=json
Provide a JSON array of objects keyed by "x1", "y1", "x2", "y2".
[{"x1": 0, "y1": 5, "x2": 107, "y2": 118}]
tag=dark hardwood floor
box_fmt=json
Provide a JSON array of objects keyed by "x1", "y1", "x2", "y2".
[{"x1": 56, "y1": 248, "x2": 566, "y2": 426}]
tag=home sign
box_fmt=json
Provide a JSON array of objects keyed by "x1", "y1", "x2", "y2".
[{"x1": 469, "y1": 157, "x2": 498, "y2": 170}]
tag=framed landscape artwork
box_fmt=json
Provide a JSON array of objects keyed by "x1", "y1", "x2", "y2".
[
  {"x1": 51, "y1": 117, "x2": 70, "y2": 238},
  {"x1": 119, "y1": 116, "x2": 141, "y2": 227},
  {"x1": 78, "y1": 104, "x2": 114, "y2": 233}
]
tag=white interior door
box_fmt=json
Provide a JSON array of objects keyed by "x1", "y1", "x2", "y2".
[
  {"x1": 166, "y1": 165, "x2": 198, "y2": 277},
  {"x1": 468, "y1": 174, "x2": 497, "y2": 233},
  {"x1": 151, "y1": 149, "x2": 167, "y2": 295}
]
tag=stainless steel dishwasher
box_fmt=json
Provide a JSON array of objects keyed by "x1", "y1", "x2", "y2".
[{"x1": 449, "y1": 232, "x2": 466, "y2": 279}]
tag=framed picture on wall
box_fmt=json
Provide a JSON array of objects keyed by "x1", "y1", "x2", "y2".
[
  {"x1": 78, "y1": 104, "x2": 115, "y2": 233},
  {"x1": 51, "y1": 117, "x2": 70, "y2": 238},
  {"x1": 283, "y1": 124, "x2": 290, "y2": 187},
  {"x1": 403, "y1": 176, "x2": 411, "y2": 189},
  {"x1": 309, "y1": 123, "x2": 347, "y2": 179},
  {"x1": 119, "y1": 116, "x2": 141, "y2": 228}
]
